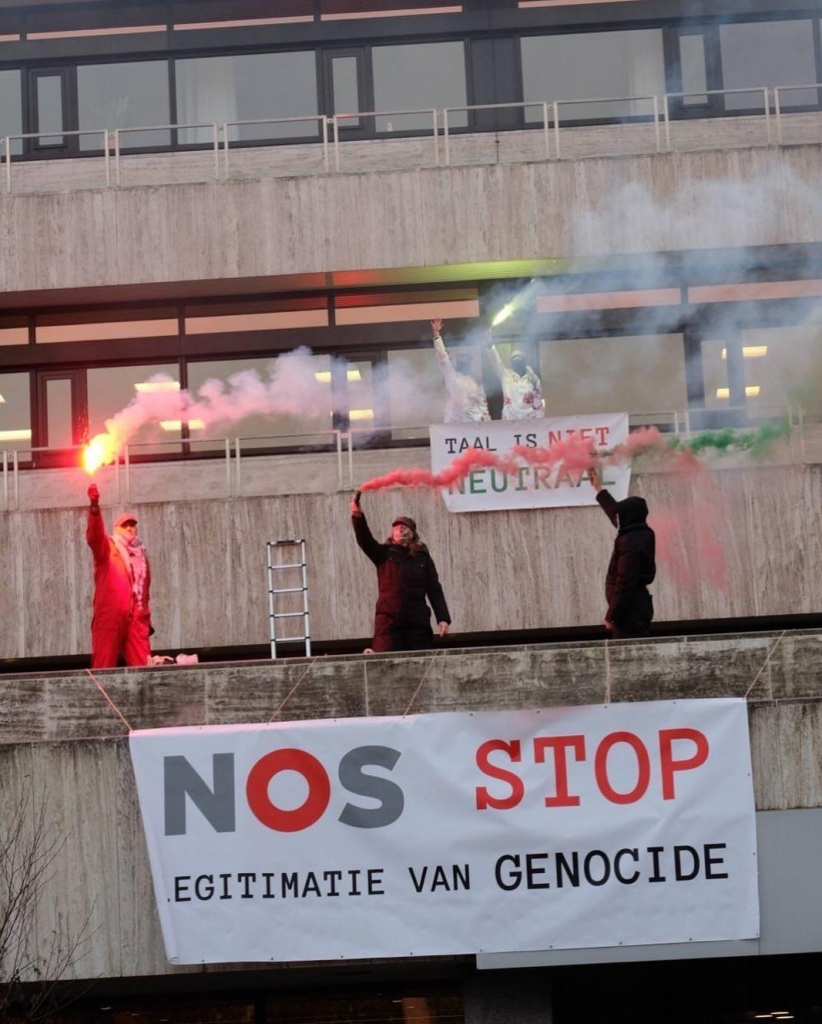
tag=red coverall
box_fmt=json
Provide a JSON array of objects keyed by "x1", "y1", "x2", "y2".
[{"x1": 87, "y1": 508, "x2": 152, "y2": 668}]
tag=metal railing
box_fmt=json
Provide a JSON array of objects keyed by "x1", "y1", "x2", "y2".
[
  {"x1": 114, "y1": 122, "x2": 221, "y2": 185},
  {"x1": 3, "y1": 129, "x2": 110, "y2": 192},
  {"x1": 2, "y1": 84, "x2": 822, "y2": 193},
  {"x1": 222, "y1": 115, "x2": 329, "y2": 176},
  {"x1": 774, "y1": 83, "x2": 822, "y2": 144},
  {"x1": 442, "y1": 101, "x2": 554, "y2": 164},
  {"x1": 234, "y1": 431, "x2": 343, "y2": 496},
  {"x1": 555, "y1": 94, "x2": 662, "y2": 157},
  {"x1": 1, "y1": 407, "x2": 819, "y2": 510},
  {"x1": 662, "y1": 88, "x2": 772, "y2": 150},
  {"x1": 330, "y1": 108, "x2": 440, "y2": 170}
]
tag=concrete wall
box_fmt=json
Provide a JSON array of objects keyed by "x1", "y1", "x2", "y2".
[
  {"x1": 0, "y1": 630, "x2": 820, "y2": 982},
  {"x1": 0, "y1": 461, "x2": 819, "y2": 660},
  {"x1": 1, "y1": 143, "x2": 821, "y2": 297}
]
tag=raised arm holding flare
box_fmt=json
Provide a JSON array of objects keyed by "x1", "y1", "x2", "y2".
[
  {"x1": 86, "y1": 483, "x2": 153, "y2": 668},
  {"x1": 485, "y1": 331, "x2": 544, "y2": 420},
  {"x1": 351, "y1": 491, "x2": 450, "y2": 653},
  {"x1": 431, "y1": 318, "x2": 490, "y2": 424},
  {"x1": 589, "y1": 467, "x2": 655, "y2": 639}
]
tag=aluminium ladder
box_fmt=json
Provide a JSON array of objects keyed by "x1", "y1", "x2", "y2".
[{"x1": 266, "y1": 540, "x2": 311, "y2": 659}]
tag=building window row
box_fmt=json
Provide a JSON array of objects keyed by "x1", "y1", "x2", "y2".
[{"x1": 0, "y1": 18, "x2": 819, "y2": 152}]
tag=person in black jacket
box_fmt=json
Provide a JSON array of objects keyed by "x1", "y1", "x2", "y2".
[
  {"x1": 590, "y1": 467, "x2": 656, "y2": 639},
  {"x1": 350, "y1": 493, "x2": 451, "y2": 652}
]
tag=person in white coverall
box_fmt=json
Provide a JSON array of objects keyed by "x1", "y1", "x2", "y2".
[
  {"x1": 486, "y1": 333, "x2": 545, "y2": 420},
  {"x1": 431, "y1": 318, "x2": 490, "y2": 424}
]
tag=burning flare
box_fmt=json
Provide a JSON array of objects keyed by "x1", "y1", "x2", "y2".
[{"x1": 83, "y1": 433, "x2": 120, "y2": 475}]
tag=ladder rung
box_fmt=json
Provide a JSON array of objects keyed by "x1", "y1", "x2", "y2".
[
  {"x1": 273, "y1": 611, "x2": 306, "y2": 619},
  {"x1": 270, "y1": 586, "x2": 305, "y2": 595},
  {"x1": 275, "y1": 635, "x2": 311, "y2": 643},
  {"x1": 270, "y1": 562, "x2": 305, "y2": 570}
]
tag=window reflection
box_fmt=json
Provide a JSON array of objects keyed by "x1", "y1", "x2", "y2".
[
  {"x1": 88, "y1": 364, "x2": 181, "y2": 455},
  {"x1": 0, "y1": 372, "x2": 31, "y2": 452},
  {"x1": 372, "y1": 41, "x2": 468, "y2": 130},
  {"x1": 0, "y1": 70, "x2": 22, "y2": 155},
  {"x1": 176, "y1": 52, "x2": 319, "y2": 144},
  {"x1": 539, "y1": 334, "x2": 687, "y2": 419},
  {"x1": 78, "y1": 61, "x2": 171, "y2": 149},
  {"x1": 719, "y1": 21, "x2": 818, "y2": 110},
  {"x1": 522, "y1": 30, "x2": 666, "y2": 120}
]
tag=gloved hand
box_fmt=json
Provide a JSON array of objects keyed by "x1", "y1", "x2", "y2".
[{"x1": 87, "y1": 483, "x2": 100, "y2": 507}]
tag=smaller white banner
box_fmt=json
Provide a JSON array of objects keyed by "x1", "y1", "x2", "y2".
[{"x1": 429, "y1": 413, "x2": 630, "y2": 513}]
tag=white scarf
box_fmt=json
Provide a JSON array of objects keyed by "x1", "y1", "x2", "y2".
[{"x1": 113, "y1": 534, "x2": 149, "y2": 608}]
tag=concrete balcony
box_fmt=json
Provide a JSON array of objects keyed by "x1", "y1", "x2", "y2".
[{"x1": 0, "y1": 630, "x2": 820, "y2": 981}]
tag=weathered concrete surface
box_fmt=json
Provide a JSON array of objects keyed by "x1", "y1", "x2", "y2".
[
  {"x1": 1, "y1": 462, "x2": 820, "y2": 660},
  {"x1": 0, "y1": 145, "x2": 820, "y2": 296},
  {"x1": 1, "y1": 630, "x2": 821, "y2": 983}
]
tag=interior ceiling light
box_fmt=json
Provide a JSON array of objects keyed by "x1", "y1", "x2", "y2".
[
  {"x1": 746, "y1": 386, "x2": 761, "y2": 397},
  {"x1": 349, "y1": 409, "x2": 374, "y2": 420},
  {"x1": 159, "y1": 420, "x2": 205, "y2": 432},
  {"x1": 0, "y1": 394, "x2": 5, "y2": 403},
  {"x1": 0, "y1": 428, "x2": 31, "y2": 441},
  {"x1": 721, "y1": 346, "x2": 768, "y2": 359},
  {"x1": 314, "y1": 370, "x2": 361, "y2": 383},
  {"x1": 135, "y1": 380, "x2": 180, "y2": 393}
]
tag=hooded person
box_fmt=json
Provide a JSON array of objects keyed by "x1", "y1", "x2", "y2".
[
  {"x1": 431, "y1": 318, "x2": 490, "y2": 424},
  {"x1": 485, "y1": 333, "x2": 544, "y2": 420},
  {"x1": 590, "y1": 468, "x2": 656, "y2": 639},
  {"x1": 350, "y1": 493, "x2": 451, "y2": 653},
  {"x1": 86, "y1": 483, "x2": 153, "y2": 668}
]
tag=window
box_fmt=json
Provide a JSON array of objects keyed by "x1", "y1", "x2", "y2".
[
  {"x1": 176, "y1": 51, "x2": 319, "y2": 144},
  {"x1": 539, "y1": 334, "x2": 687, "y2": 417},
  {"x1": 184, "y1": 298, "x2": 328, "y2": 334},
  {"x1": 719, "y1": 21, "x2": 819, "y2": 110},
  {"x1": 521, "y1": 29, "x2": 666, "y2": 120},
  {"x1": 87, "y1": 364, "x2": 181, "y2": 455},
  {"x1": 386, "y1": 346, "x2": 448, "y2": 431},
  {"x1": 741, "y1": 325, "x2": 822, "y2": 414},
  {"x1": 679, "y1": 34, "x2": 709, "y2": 105},
  {"x1": 0, "y1": 372, "x2": 31, "y2": 451},
  {"x1": 186, "y1": 355, "x2": 334, "y2": 448},
  {"x1": 0, "y1": 70, "x2": 22, "y2": 155},
  {"x1": 77, "y1": 62, "x2": 171, "y2": 149},
  {"x1": 0, "y1": 315, "x2": 28, "y2": 346},
  {"x1": 372, "y1": 41, "x2": 468, "y2": 130}
]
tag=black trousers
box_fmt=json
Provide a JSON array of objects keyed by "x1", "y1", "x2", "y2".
[
  {"x1": 372, "y1": 625, "x2": 434, "y2": 653},
  {"x1": 610, "y1": 590, "x2": 653, "y2": 640}
]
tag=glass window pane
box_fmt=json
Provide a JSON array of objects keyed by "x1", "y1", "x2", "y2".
[
  {"x1": 88, "y1": 364, "x2": 181, "y2": 455},
  {"x1": 0, "y1": 70, "x2": 23, "y2": 155},
  {"x1": 372, "y1": 41, "x2": 468, "y2": 131},
  {"x1": 36, "y1": 75, "x2": 64, "y2": 145},
  {"x1": 702, "y1": 340, "x2": 730, "y2": 409},
  {"x1": 46, "y1": 378, "x2": 73, "y2": 447},
  {"x1": 176, "y1": 52, "x2": 319, "y2": 144},
  {"x1": 680, "y1": 34, "x2": 708, "y2": 105},
  {"x1": 720, "y1": 21, "x2": 818, "y2": 110},
  {"x1": 332, "y1": 55, "x2": 361, "y2": 128},
  {"x1": 186, "y1": 355, "x2": 333, "y2": 448},
  {"x1": 539, "y1": 334, "x2": 687, "y2": 418},
  {"x1": 0, "y1": 372, "x2": 31, "y2": 452},
  {"x1": 522, "y1": 30, "x2": 665, "y2": 121},
  {"x1": 742, "y1": 325, "x2": 822, "y2": 415},
  {"x1": 387, "y1": 347, "x2": 448, "y2": 434},
  {"x1": 77, "y1": 61, "x2": 170, "y2": 150}
]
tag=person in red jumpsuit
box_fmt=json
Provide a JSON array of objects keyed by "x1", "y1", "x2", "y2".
[{"x1": 86, "y1": 483, "x2": 153, "y2": 668}]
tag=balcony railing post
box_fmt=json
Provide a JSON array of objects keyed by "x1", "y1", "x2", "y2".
[
  {"x1": 774, "y1": 87, "x2": 783, "y2": 145},
  {"x1": 542, "y1": 102, "x2": 551, "y2": 160},
  {"x1": 432, "y1": 109, "x2": 440, "y2": 167},
  {"x1": 222, "y1": 122, "x2": 230, "y2": 178},
  {"x1": 2, "y1": 450, "x2": 7, "y2": 511},
  {"x1": 553, "y1": 101, "x2": 561, "y2": 159},
  {"x1": 114, "y1": 129, "x2": 122, "y2": 186},
  {"x1": 225, "y1": 438, "x2": 232, "y2": 496},
  {"x1": 322, "y1": 116, "x2": 330, "y2": 172},
  {"x1": 12, "y1": 449, "x2": 19, "y2": 510},
  {"x1": 663, "y1": 93, "x2": 671, "y2": 151},
  {"x1": 333, "y1": 116, "x2": 340, "y2": 172},
  {"x1": 443, "y1": 108, "x2": 450, "y2": 166},
  {"x1": 763, "y1": 88, "x2": 772, "y2": 144},
  {"x1": 653, "y1": 94, "x2": 661, "y2": 152},
  {"x1": 5, "y1": 136, "x2": 11, "y2": 193},
  {"x1": 235, "y1": 437, "x2": 242, "y2": 496}
]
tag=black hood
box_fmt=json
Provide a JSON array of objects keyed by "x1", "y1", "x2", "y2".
[{"x1": 616, "y1": 496, "x2": 649, "y2": 530}]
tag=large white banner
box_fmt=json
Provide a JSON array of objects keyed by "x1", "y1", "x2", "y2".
[
  {"x1": 130, "y1": 699, "x2": 758, "y2": 965},
  {"x1": 430, "y1": 413, "x2": 630, "y2": 513}
]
